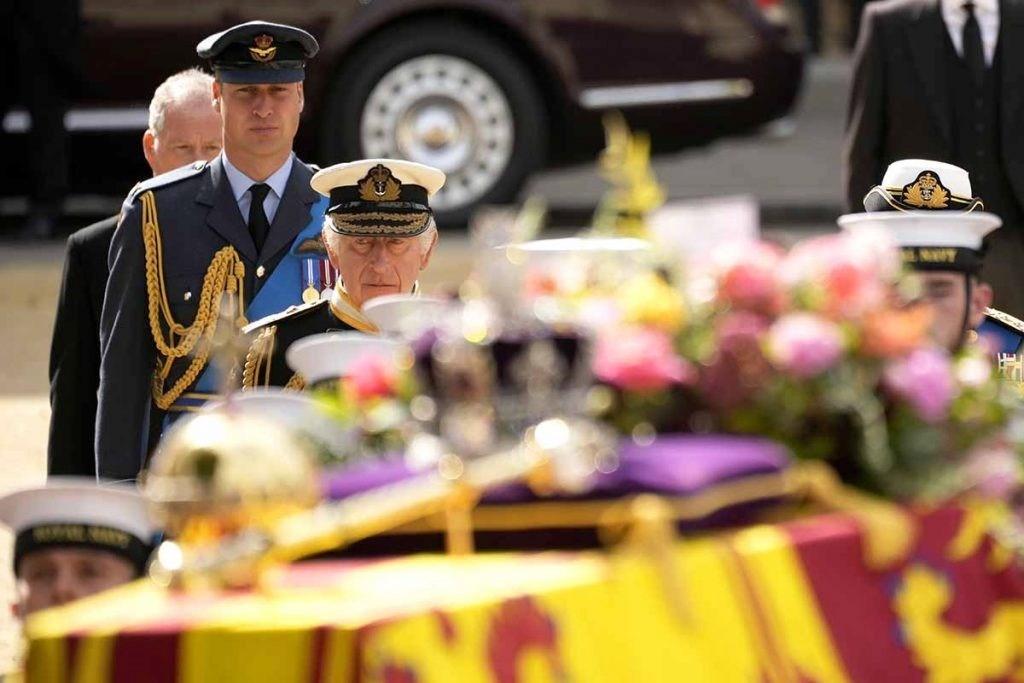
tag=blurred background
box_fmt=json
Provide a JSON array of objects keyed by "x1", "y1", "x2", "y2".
[{"x1": 0, "y1": 0, "x2": 867, "y2": 475}]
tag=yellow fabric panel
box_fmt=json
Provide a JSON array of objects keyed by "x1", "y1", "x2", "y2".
[
  {"x1": 593, "y1": 543, "x2": 764, "y2": 681},
  {"x1": 180, "y1": 628, "x2": 314, "y2": 683},
  {"x1": 25, "y1": 635, "x2": 65, "y2": 683},
  {"x1": 350, "y1": 540, "x2": 766, "y2": 681},
  {"x1": 71, "y1": 633, "x2": 114, "y2": 683},
  {"x1": 732, "y1": 526, "x2": 850, "y2": 683},
  {"x1": 349, "y1": 572, "x2": 622, "y2": 681},
  {"x1": 357, "y1": 601, "x2": 508, "y2": 682},
  {"x1": 319, "y1": 628, "x2": 357, "y2": 683}
]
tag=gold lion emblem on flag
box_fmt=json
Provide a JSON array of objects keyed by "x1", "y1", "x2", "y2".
[
  {"x1": 249, "y1": 34, "x2": 277, "y2": 63},
  {"x1": 902, "y1": 171, "x2": 950, "y2": 209}
]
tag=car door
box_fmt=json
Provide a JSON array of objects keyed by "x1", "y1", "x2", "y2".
[{"x1": 526, "y1": 0, "x2": 768, "y2": 97}]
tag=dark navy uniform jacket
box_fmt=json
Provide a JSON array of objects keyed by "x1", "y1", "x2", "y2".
[
  {"x1": 978, "y1": 307, "x2": 1024, "y2": 385},
  {"x1": 96, "y1": 155, "x2": 328, "y2": 479},
  {"x1": 239, "y1": 290, "x2": 377, "y2": 390}
]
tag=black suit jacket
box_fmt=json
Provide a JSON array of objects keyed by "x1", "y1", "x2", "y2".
[
  {"x1": 844, "y1": 0, "x2": 1024, "y2": 211},
  {"x1": 96, "y1": 155, "x2": 320, "y2": 480},
  {"x1": 47, "y1": 215, "x2": 117, "y2": 476}
]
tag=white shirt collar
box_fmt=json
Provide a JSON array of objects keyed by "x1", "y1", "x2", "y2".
[
  {"x1": 942, "y1": 0, "x2": 998, "y2": 17},
  {"x1": 221, "y1": 152, "x2": 294, "y2": 202}
]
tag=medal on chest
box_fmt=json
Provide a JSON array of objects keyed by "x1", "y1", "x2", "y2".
[{"x1": 301, "y1": 258, "x2": 340, "y2": 303}]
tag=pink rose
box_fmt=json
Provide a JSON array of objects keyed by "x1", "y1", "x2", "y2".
[
  {"x1": 714, "y1": 243, "x2": 786, "y2": 314},
  {"x1": 348, "y1": 353, "x2": 398, "y2": 400},
  {"x1": 782, "y1": 232, "x2": 900, "y2": 319},
  {"x1": 883, "y1": 348, "x2": 954, "y2": 423},
  {"x1": 767, "y1": 313, "x2": 844, "y2": 378},
  {"x1": 594, "y1": 326, "x2": 692, "y2": 392}
]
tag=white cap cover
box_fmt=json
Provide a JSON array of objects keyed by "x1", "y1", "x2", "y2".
[{"x1": 285, "y1": 332, "x2": 404, "y2": 385}]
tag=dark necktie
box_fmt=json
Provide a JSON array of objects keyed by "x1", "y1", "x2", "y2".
[
  {"x1": 248, "y1": 183, "x2": 271, "y2": 253},
  {"x1": 962, "y1": 2, "x2": 986, "y2": 86}
]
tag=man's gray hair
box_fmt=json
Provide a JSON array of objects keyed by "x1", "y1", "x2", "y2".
[
  {"x1": 418, "y1": 217, "x2": 439, "y2": 253},
  {"x1": 148, "y1": 68, "x2": 215, "y2": 134}
]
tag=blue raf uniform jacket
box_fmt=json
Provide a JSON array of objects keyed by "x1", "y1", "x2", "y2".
[
  {"x1": 977, "y1": 308, "x2": 1024, "y2": 385},
  {"x1": 96, "y1": 155, "x2": 329, "y2": 480}
]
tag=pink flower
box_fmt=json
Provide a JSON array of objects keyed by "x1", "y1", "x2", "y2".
[
  {"x1": 782, "y1": 231, "x2": 900, "y2": 319},
  {"x1": 963, "y1": 440, "x2": 1022, "y2": 500},
  {"x1": 594, "y1": 326, "x2": 692, "y2": 392},
  {"x1": 716, "y1": 311, "x2": 771, "y2": 360},
  {"x1": 347, "y1": 353, "x2": 398, "y2": 401},
  {"x1": 713, "y1": 243, "x2": 786, "y2": 314},
  {"x1": 883, "y1": 348, "x2": 954, "y2": 423},
  {"x1": 699, "y1": 312, "x2": 771, "y2": 409},
  {"x1": 766, "y1": 313, "x2": 844, "y2": 378}
]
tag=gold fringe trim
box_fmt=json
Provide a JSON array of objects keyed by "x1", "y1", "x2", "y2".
[
  {"x1": 141, "y1": 191, "x2": 248, "y2": 409},
  {"x1": 241, "y1": 325, "x2": 276, "y2": 390}
]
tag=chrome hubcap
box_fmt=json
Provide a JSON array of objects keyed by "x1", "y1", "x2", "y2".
[{"x1": 361, "y1": 55, "x2": 515, "y2": 212}]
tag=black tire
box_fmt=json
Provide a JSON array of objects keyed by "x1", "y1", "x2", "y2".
[{"x1": 319, "y1": 19, "x2": 548, "y2": 227}]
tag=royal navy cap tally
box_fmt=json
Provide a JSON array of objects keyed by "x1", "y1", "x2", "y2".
[
  {"x1": 196, "y1": 21, "x2": 318, "y2": 84},
  {"x1": 839, "y1": 160, "x2": 1002, "y2": 274},
  {"x1": 311, "y1": 159, "x2": 446, "y2": 237},
  {"x1": 0, "y1": 478, "x2": 159, "y2": 575}
]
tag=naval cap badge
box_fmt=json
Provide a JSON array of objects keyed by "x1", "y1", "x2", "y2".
[
  {"x1": 357, "y1": 164, "x2": 402, "y2": 202},
  {"x1": 902, "y1": 170, "x2": 950, "y2": 210}
]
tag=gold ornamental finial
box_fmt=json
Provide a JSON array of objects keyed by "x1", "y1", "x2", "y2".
[
  {"x1": 144, "y1": 410, "x2": 320, "y2": 590},
  {"x1": 592, "y1": 112, "x2": 666, "y2": 237}
]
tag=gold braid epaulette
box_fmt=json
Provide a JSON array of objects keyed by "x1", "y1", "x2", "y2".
[
  {"x1": 241, "y1": 326, "x2": 277, "y2": 390},
  {"x1": 140, "y1": 190, "x2": 248, "y2": 409},
  {"x1": 283, "y1": 373, "x2": 306, "y2": 392}
]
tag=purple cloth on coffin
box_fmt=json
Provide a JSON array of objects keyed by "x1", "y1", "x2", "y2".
[{"x1": 321, "y1": 434, "x2": 790, "y2": 504}]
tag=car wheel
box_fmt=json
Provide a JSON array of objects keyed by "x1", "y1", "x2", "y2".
[{"x1": 320, "y1": 21, "x2": 547, "y2": 226}]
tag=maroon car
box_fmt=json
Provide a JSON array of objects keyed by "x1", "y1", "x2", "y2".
[{"x1": 6, "y1": 0, "x2": 804, "y2": 224}]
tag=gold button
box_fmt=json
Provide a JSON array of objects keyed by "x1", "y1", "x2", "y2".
[
  {"x1": 256, "y1": 265, "x2": 266, "y2": 278},
  {"x1": 183, "y1": 291, "x2": 192, "y2": 301}
]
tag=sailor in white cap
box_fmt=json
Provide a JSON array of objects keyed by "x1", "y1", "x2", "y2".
[
  {"x1": 839, "y1": 159, "x2": 1024, "y2": 359},
  {"x1": 240, "y1": 159, "x2": 444, "y2": 390},
  {"x1": 0, "y1": 479, "x2": 158, "y2": 616}
]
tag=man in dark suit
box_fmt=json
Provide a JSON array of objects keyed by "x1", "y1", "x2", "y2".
[
  {"x1": 48, "y1": 69, "x2": 222, "y2": 476},
  {"x1": 96, "y1": 22, "x2": 333, "y2": 480},
  {"x1": 844, "y1": 0, "x2": 1024, "y2": 317}
]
